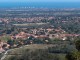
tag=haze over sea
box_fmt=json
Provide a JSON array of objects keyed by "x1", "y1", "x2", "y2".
[{"x1": 0, "y1": 2, "x2": 80, "y2": 8}]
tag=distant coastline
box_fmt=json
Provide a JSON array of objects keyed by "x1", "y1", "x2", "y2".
[{"x1": 0, "y1": 2, "x2": 80, "y2": 8}]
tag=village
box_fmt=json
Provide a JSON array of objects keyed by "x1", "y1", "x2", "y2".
[
  {"x1": 0, "y1": 8, "x2": 80, "y2": 60},
  {"x1": 0, "y1": 27, "x2": 80, "y2": 53}
]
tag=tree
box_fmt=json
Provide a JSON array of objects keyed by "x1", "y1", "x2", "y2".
[
  {"x1": 66, "y1": 38, "x2": 80, "y2": 60},
  {"x1": 75, "y1": 38, "x2": 80, "y2": 51},
  {"x1": 66, "y1": 51, "x2": 78, "y2": 60}
]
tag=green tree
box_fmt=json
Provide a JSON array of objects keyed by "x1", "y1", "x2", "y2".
[
  {"x1": 66, "y1": 38, "x2": 80, "y2": 60},
  {"x1": 75, "y1": 38, "x2": 80, "y2": 51}
]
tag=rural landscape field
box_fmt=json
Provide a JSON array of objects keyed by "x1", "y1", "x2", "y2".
[{"x1": 0, "y1": 0, "x2": 80, "y2": 60}]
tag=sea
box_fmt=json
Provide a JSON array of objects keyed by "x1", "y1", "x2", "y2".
[{"x1": 0, "y1": 2, "x2": 80, "y2": 8}]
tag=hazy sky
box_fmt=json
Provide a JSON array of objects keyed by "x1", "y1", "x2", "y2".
[{"x1": 0, "y1": 0, "x2": 80, "y2": 2}]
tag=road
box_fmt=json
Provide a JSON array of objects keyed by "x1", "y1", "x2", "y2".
[
  {"x1": 0, "y1": 44, "x2": 54, "y2": 60},
  {"x1": 0, "y1": 50, "x2": 11, "y2": 60}
]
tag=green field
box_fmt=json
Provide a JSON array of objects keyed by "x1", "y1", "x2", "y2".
[{"x1": 13, "y1": 23, "x2": 48, "y2": 26}]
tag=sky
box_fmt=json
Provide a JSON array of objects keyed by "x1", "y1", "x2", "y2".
[{"x1": 0, "y1": 0, "x2": 80, "y2": 2}]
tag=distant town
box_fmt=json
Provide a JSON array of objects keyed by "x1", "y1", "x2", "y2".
[{"x1": 0, "y1": 8, "x2": 80, "y2": 60}]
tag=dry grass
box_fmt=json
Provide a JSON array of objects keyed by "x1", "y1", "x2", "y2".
[{"x1": 8, "y1": 44, "x2": 54, "y2": 54}]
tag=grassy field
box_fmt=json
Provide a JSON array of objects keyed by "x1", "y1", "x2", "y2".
[
  {"x1": 13, "y1": 23, "x2": 48, "y2": 26},
  {"x1": 3, "y1": 44, "x2": 66, "y2": 60},
  {"x1": 7, "y1": 44, "x2": 54, "y2": 54}
]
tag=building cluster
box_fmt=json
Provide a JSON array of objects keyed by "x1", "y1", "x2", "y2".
[
  {"x1": 0, "y1": 17, "x2": 54, "y2": 24},
  {"x1": 11, "y1": 28, "x2": 80, "y2": 40},
  {"x1": 0, "y1": 27, "x2": 80, "y2": 53},
  {"x1": 0, "y1": 40, "x2": 10, "y2": 53}
]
